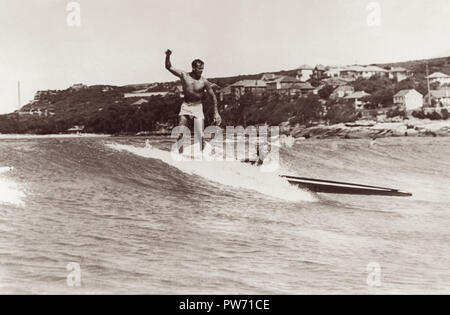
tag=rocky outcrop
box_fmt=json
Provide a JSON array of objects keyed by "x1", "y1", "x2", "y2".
[{"x1": 286, "y1": 119, "x2": 450, "y2": 140}]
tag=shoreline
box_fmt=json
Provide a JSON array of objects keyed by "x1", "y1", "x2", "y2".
[
  {"x1": 286, "y1": 118, "x2": 450, "y2": 140},
  {"x1": 0, "y1": 133, "x2": 112, "y2": 139},
  {"x1": 1, "y1": 119, "x2": 450, "y2": 140}
]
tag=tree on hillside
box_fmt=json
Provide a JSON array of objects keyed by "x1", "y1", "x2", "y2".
[
  {"x1": 238, "y1": 92, "x2": 257, "y2": 125},
  {"x1": 308, "y1": 78, "x2": 322, "y2": 87},
  {"x1": 265, "y1": 96, "x2": 298, "y2": 125},
  {"x1": 324, "y1": 101, "x2": 358, "y2": 124},
  {"x1": 386, "y1": 107, "x2": 407, "y2": 119},
  {"x1": 352, "y1": 76, "x2": 392, "y2": 94},
  {"x1": 291, "y1": 94, "x2": 322, "y2": 125},
  {"x1": 416, "y1": 81, "x2": 429, "y2": 96},
  {"x1": 318, "y1": 85, "x2": 334, "y2": 99},
  {"x1": 367, "y1": 88, "x2": 395, "y2": 107},
  {"x1": 430, "y1": 82, "x2": 440, "y2": 90},
  {"x1": 394, "y1": 77, "x2": 415, "y2": 92}
]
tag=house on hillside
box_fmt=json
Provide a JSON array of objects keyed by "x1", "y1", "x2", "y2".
[
  {"x1": 67, "y1": 125, "x2": 85, "y2": 133},
  {"x1": 297, "y1": 64, "x2": 314, "y2": 81},
  {"x1": 361, "y1": 66, "x2": 388, "y2": 78},
  {"x1": 325, "y1": 67, "x2": 344, "y2": 78},
  {"x1": 340, "y1": 65, "x2": 387, "y2": 80},
  {"x1": 298, "y1": 82, "x2": 315, "y2": 95},
  {"x1": 423, "y1": 88, "x2": 450, "y2": 110},
  {"x1": 265, "y1": 75, "x2": 314, "y2": 96},
  {"x1": 25, "y1": 108, "x2": 54, "y2": 117},
  {"x1": 340, "y1": 66, "x2": 366, "y2": 80},
  {"x1": 230, "y1": 79, "x2": 267, "y2": 99},
  {"x1": 102, "y1": 86, "x2": 114, "y2": 92},
  {"x1": 322, "y1": 77, "x2": 351, "y2": 87},
  {"x1": 313, "y1": 65, "x2": 327, "y2": 80},
  {"x1": 124, "y1": 91, "x2": 167, "y2": 98},
  {"x1": 288, "y1": 82, "x2": 315, "y2": 96},
  {"x1": 388, "y1": 67, "x2": 413, "y2": 82},
  {"x1": 330, "y1": 85, "x2": 355, "y2": 99},
  {"x1": 426, "y1": 72, "x2": 450, "y2": 86},
  {"x1": 27, "y1": 108, "x2": 43, "y2": 116},
  {"x1": 132, "y1": 98, "x2": 148, "y2": 106},
  {"x1": 261, "y1": 73, "x2": 279, "y2": 81},
  {"x1": 393, "y1": 89, "x2": 423, "y2": 112},
  {"x1": 326, "y1": 65, "x2": 388, "y2": 81},
  {"x1": 70, "y1": 83, "x2": 87, "y2": 91},
  {"x1": 344, "y1": 91, "x2": 371, "y2": 109},
  {"x1": 266, "y1": 76, "x2": 287, "y2": 93},
  {"x1": 218, "y1": 85, "x2": 232, "y2": 102},
  {"x1": 279, "y1": 76, "x2": 300, "y2": 90}
]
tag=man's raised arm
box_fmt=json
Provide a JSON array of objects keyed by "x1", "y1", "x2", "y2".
[{"x1": 165, "y1": 49, "x2": 183, "y2": 78}]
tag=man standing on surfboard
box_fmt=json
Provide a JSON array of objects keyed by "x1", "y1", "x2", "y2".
[{"x1": 165, "y1": 49, "x2": 221, "y2": 152}]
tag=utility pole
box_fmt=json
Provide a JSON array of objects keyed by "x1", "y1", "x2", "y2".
[
  {"x1": 426, "y1": 63, "x2": 431, "y2": 106},
  {"x1": 18, "y1": 80, "x2": 21, "y2": 109}
]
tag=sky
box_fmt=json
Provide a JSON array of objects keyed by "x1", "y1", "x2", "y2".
[{"x1": 1, "y1": 0, "x2": 450, "y2": 114}]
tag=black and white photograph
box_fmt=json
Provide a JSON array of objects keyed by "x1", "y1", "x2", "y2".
[{"x1": 0, "y1": 0, "x2": 449, "y2": 297}]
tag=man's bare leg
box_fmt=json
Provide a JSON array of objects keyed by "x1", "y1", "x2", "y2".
[
  {"x1": 178, "y1": 115, "x2": 189, "y2": 153},
  {"x1": 193, "y1": 117, "x2": 204, "y2": 151}
]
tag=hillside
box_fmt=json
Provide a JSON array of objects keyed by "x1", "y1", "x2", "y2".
[
  {"x1": 0, "y1": 84, "x2": 181, "y2": 134},
  {"x1": 1, "y1": 55, "x2": 449, "y2": 135},
  {"x1": 377, "y1": 55, "x2": 450, "y2": 79}
]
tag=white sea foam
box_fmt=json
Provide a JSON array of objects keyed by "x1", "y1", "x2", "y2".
[
  {"x1": 107, "y1": 143, "x2": 315, "y2": 202},
  {"x1": 0, "y1": 134, "x2": 111, "y2": 139},
  {"x1": 0, "y1": 166, "x2": 14, "y2": 174},
  {"x1": 0, "y1": 167, "x2": 25, "y2": 206}
]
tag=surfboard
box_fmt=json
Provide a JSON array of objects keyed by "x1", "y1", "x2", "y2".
[{"x1": 281, "y1": 175, "x2": 412, "y2": 197}]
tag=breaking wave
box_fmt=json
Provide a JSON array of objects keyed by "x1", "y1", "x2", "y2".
[
  {"x1": 0, "y1": 167, "x2": 25, "y2": 206},
  {"x1": 106, "y1": 142, "x2": 315, "y2": 202}
]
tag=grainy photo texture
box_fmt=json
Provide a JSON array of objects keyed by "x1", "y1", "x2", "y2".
[{"x1": 0, "y1": 0, "x2": 449, "y2": 295}]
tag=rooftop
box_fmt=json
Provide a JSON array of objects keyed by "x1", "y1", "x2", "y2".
[
  {"x1": 389, "y1": 66, "x2": 408, "y2": 72},
  {"x1": 231, "y1": 79, "x2": 267, "y2": 87},
  {"x1": 290, "y1": 82, "x2": 314, "y2": 89},
  {"x1": 298, "y1": 64, "x2": 314, "y2": 70},
  {"x1": 333, "y1": 85, "x2": 354, "y2": 92},
  {"x1": 132, "y1": 98, "x2": 148, "y2": 105},
  {"x1": 363, "y1": 65, "x2": 388, "y2": 72},
  {"x1": 315, "y1": 64, "x2": 327, "y2": 71},
  {"x1": 394, "y1": 89, "x2": 421, "y2": 97},
  {"x1": 344, "y1": 91, "x2": 371, "y2": 99},
  {"x1": 280, "y1": 76, "x2": 300, "y2": 83},
  {"x1": 426, "y1": 72, "x2": 450, "y2": 79},
  {"x1": 323, "y1": 77, "x2": 351, "y2": 86}
]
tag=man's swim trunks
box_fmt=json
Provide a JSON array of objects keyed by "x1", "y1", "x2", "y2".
[{"x1": 179, "y1": 101, "x2": 204, "y2": 120}]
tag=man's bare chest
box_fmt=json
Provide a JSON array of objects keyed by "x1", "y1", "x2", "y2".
[{"x1": 182, "y1": 73, "x2": 205, "y2": 91}]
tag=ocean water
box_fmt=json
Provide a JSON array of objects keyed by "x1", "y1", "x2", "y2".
[{"x1": 0, "y1": 136, "x2": 449, "y2": 294}]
